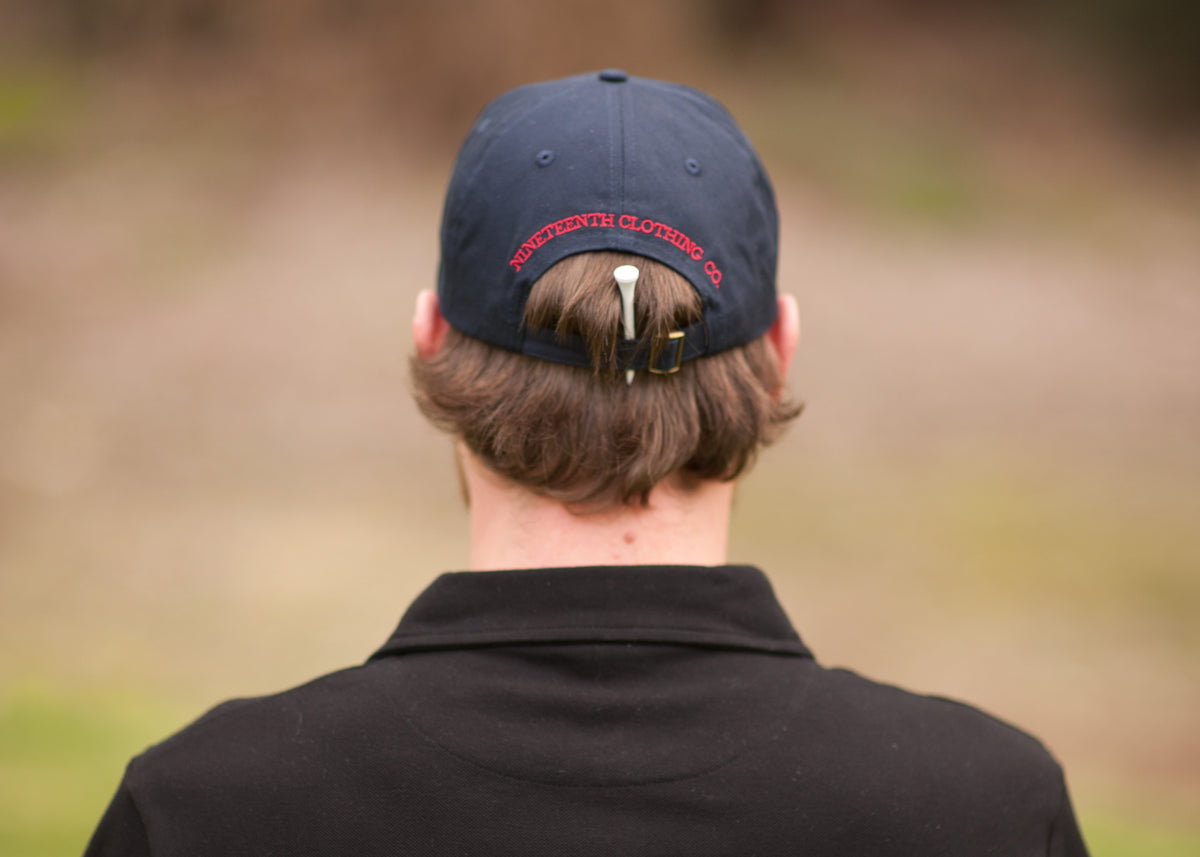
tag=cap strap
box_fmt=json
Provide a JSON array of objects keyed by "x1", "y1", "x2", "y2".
[{"x1": 522, "y1": 320, "x2": 708, "y2": 371}]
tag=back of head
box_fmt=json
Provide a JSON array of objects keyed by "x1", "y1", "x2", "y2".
[
  {"x1": 413, "y1": 251, "x2": 799, "y2": 506},
  {"x1": 413, "y1": 70, "x2": 801, "y2": 508}
]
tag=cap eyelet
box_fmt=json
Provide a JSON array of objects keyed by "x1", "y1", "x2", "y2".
[
  {"x1": 684, "y1": 158, "x2": 702, "y2": 176},
  {"x1": 536, "y1": 149, "x2": 555, "y2": 167}
]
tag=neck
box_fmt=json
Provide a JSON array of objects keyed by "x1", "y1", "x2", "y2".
[{"x1": 458, "y1": 446, "x2": 733, "y2": 571}]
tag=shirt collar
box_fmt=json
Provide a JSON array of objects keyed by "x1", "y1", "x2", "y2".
[{"x1": 369, "y1": 565, "x2": 811, "y2": 660}]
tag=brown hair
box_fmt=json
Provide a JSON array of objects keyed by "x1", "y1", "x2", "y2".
[{"x1": 411, "y1": 251, "x2": 801, "y2": 507}]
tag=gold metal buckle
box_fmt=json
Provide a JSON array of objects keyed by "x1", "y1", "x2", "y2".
[{"x1": 648, "y1": 330, "x2": 686, "y2": 374}]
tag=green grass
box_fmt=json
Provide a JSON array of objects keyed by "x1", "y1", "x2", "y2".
[
  {"x1": 1083, "y1": 810, "x2": 1200, "y2": 857},
  {"x1": 0, "y1": 681, "x2": 186, "y2": 857}
]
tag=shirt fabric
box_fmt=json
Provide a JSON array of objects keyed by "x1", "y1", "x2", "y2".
[{"x1": 85, "y1": 565, "x2": 1090, "y2": 856}]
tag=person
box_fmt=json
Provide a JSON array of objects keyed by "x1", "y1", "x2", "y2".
[{"x1": 84, "y1": 69, "x2": 1089, "y2": 856}]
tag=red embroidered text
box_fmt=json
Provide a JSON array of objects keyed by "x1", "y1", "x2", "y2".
[{"x1": 508, "y1": 212, "x2": 721, "y2": 287}]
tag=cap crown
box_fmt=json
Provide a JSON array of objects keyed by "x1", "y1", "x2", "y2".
[{"x1": 438, "y1": 70, "x2": 779, "y2": 366}]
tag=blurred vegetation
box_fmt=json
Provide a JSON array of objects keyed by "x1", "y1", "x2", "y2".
[
  {"x1": 2, "y1": 0, "x2": 1199, "y2": 135},
  {"x1": 0, "y1": 64, "x2": 84, "y2": 167},
  {"x1": 1036, "y1": 0, "x2": 1200, "y2": 126}
]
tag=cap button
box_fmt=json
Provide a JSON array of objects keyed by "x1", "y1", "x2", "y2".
[{"x1": 598, "y1": 69, "x2": 628, "y2": 83}]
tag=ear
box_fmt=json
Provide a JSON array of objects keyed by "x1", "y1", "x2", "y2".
[
  {"x1": 413, "y1": 289, "x2": 451, "y2": 359},
  {"x1": 766, "y1": 294, "x2": 800, "y2": 388}
]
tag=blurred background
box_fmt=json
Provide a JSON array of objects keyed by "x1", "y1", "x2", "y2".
[{"x1": 1, "y1": 1, "x2": 1198, "y2": 854}]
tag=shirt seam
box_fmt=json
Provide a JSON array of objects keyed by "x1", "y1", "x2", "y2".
[
  {"x1": 1046, "y1": 763, "x2": 1069, "y2": 856},
  {"x1": 382, "y1": 665, "x2": 810, "y2": 790},
  {"x1": 119, "y1": 767, "x2": 156, "y2": 856}
]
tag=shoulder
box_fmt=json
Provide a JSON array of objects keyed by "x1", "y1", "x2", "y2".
[
  {"x1": 739, "y1": 661, "x2": 1083, "y2": 854},
  {"x1": 123, "y1": 661, "x2": 401, "y2": 795},
  {"x1": 830, "y1": 664, "x2": 1054, "y2": 751},
  {"x1": 798, "y1": 663, "x2": 1068, "y2": 804},
  {"x1": 105, "y1": 659, "x2": 446, "y2": 852}
]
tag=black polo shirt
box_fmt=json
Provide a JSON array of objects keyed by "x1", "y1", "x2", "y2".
[{"x1": 85, "y1": 565, "x2": 1089, "y2": 856}]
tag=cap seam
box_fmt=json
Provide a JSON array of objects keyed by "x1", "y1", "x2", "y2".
[{"x1": 455, "y1": 83, "x2": 577, "y2": 193}]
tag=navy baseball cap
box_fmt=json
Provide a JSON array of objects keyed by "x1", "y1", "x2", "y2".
[{"x1": 437, "y1": 69, "x2": 779, "y2": 370}]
